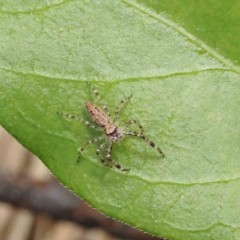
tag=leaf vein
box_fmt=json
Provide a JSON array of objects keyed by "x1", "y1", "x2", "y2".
[{"x1": 0, "y1": 67, "x2": 234, "y2": 83}]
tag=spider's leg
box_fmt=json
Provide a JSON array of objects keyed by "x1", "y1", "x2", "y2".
[
  {"x1": 96, "y1": 143, "x2": 111, "y2": 168},
  {"x1": 57, "y1": 112, "x2": 102, "y2": 131},
  {"x1": 114, "y1": 95, "x2": 132, "y2": 122},
  {"x1": 106, "y1": 142, "x2": 129, "y2": 171},
  {"x1": 77, "y1": 136, "x2": 104, "y2": 163},
  {"x1": 124, "y1": 131, "x2": 165, "y2": 157},
  {"x1": 87, "y1": 81, "x2": 110, "y2": 116},
  {"x1": 124, "y1": 119, "x2": 144, "y2": 134}
]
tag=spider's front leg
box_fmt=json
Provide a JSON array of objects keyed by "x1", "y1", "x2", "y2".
[
  {"x1": 96, "y1": 143, "x2": 111, "y2": 168},
  {"x1": 77, "y1": 136, "x2": 104, "y2": 163},
  {"x1": 124, "y1": 131, "x2": 165, "y2": 157},
  {"x1": 124, "y1": 120, "x2": 144, "y2": 134},
  {"x1": 106, "y1": 142, "x2": 129, "y2": 172}
]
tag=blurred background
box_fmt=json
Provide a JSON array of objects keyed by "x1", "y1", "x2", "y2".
[{"x1": 0, "y1": 126, "x2": 163, "y2": 240}]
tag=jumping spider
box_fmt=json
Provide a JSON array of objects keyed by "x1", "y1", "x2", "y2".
[{"x1": 58, "y1": 82, "x2": 164, "y2": 171}]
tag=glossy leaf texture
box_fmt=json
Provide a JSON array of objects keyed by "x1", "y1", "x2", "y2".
[{"x1": 1, "y1": 1, "x2": 240, "y2": 239}]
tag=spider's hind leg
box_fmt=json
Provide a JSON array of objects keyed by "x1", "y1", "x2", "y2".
[
  {"x1": 114, "y1": 95, "x2": 132, "y2": 122},
  {"x1": 57, "y1": 112, "x2": 101, "y2": 130},
  {"x1": 87, "y1": 81, "x2": 110, "y2": 116}
]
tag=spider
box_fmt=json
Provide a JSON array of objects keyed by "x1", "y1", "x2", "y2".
[{"x1": 58, "y1": 82, "x2": 164, "y2": 171}]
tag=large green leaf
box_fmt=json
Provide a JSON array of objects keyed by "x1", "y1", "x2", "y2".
[{"x1": 1, "y1": 1, "x2": 240, "y2": 239}]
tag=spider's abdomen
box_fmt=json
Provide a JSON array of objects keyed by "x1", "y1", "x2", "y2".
[{"x1": 85, "y1": 101, "x2": 109, "y2": 127}]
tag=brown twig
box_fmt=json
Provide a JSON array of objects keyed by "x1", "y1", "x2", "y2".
[{"x1": 0, "y1": 172, "x2": 163, "y2": 240}]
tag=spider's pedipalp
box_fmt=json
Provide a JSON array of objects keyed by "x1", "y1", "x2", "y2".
[
  {"x1": 87, "y1": 81, "x2": 110, "y2": 116},
  {"x1": 124, "y1": 131, "x2": 165, "y2": 157}
]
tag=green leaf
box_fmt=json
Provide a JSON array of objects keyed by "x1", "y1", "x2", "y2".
[
  {"x1": 1, "y1": 1, "x2": 240, "y2": 239},
  {"x1": 137, "y1": 0, "x2": 240, "y2": 65}
]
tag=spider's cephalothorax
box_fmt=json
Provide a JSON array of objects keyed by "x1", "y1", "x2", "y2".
[{"x1": 58, "y1": 82, "x2": 164, "y2": 172}]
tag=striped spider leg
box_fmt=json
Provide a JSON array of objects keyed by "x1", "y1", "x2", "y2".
[
  {"x1": 96, "y1": 143, "x2": 111, "y2": 168},
  {"x1": 114, "y1": 95, "x2": 132, "y2": 122},
  {"x1": 57, "y1": 112, "x2": 102, "y2": 131},
  {"x1": 123, "y1": 130, "x2": 165, "y2": 157},
  {"x1": 105, "y1": 142, "x2": 129, "y2": 171},
  {"x1": 58, "y1": 81, "x2": 164, "y2": 172}
]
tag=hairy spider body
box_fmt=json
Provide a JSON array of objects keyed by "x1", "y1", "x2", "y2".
[
  {"x1": 85, "y1": 101, "x2": 123, "y2": 142},
  {"x1": 58, "y1": 82, "x2": 164, "y2": 172}
]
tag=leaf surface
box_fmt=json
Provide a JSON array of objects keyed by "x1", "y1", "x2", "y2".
[{"x1": 1, "y1": 1, "x2": 240, "y2": 239}]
